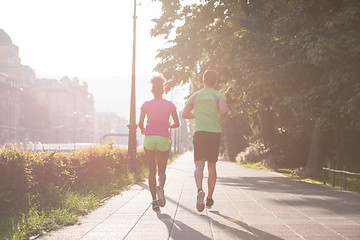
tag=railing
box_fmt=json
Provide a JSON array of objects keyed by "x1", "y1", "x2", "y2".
[
  {"x1": 322, "y1": 166, "x2": 360, "y2": 190},
  {"x1": 101, "y1": 133, "x2": 129, "y2": 143},
  {"x1": 27, "y1": 143, "x2": 97, "y2": 151}
]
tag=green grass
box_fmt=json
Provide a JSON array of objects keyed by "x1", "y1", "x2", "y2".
[
  {"x1": 276, "y1": 168, "x2": 325, "y2": 185},
  {"x1": 1, "y1": 178, "x2": 150, "y2": 240},
  {"x1": 1, "y1": 191, "x2": 99, "y2": 240},
  {"x1": 322, "y1": 170, "x2": 360, "y2": 193},
  {"x1": 238, "y1": 161, "x2": 271, "y2": 171}
]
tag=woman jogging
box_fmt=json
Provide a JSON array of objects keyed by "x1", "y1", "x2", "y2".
[{"x1": 138, "y1": 74, "x2": 180, "y2": 211}]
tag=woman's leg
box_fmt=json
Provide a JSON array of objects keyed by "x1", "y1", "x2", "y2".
[
  {"x1": 155, "y1": 150, "x2": 169, "y2": 207},
  {"x1": 145, "y1": 148, "x2": 157, "y2": 200},
  {"x1": 156, "y1": 150, "x2": 169, "y2": 188}
]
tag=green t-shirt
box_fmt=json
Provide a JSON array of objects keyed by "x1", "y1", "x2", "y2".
[{"x1": 189, "y1": 87, "x2": 226, "y2": 133}]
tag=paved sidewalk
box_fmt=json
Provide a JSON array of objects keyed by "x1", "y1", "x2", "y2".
[{"x1": 39, "y1": 152, "x2": 360, "y2": 240}]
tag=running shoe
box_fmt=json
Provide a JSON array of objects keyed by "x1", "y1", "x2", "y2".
[
  {"x1": 151, "y1": 199, "x2": 160, "y2": 211},
  {"x1": 196, "y1": 190, "x2": 205, "y2": 212},
  {"x1": 206, "y1": 197, "x2": 214, "y2": 208},
  {"x1": 156, "y1": 186, "x2": 166, "y2": 207}
]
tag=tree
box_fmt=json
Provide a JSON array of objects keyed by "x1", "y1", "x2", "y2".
[
  {"x1": 151, "y1": 0, "x2": 360, "y2": 174},
  {"x1": 222, "y1": 113, "x2": 251, "y2": 161}
]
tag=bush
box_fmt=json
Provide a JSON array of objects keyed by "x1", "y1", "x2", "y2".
[
  {"x1": 0, "y1": 144, "x2": 31, "y2": 214},
  {"x1": 236, "y1": 140, "x2": 269, "y2": 164},
  {"x1": 0, "y1": 143, "x2": 147, "y2": 240}
]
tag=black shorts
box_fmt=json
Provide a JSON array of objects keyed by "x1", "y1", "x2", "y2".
[{"x1": 193, "y1": 131, "x2": 221, "y2": 162}]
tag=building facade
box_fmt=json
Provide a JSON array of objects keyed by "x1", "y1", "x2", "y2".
[
  {"x1": 93, "y1": 112, "x2": 129, "y2": 145},
  {"x1": 0, "y1": 73, "x2": 22, "y2": 144},
  {"x1": 0, "y1": 29, "x2": 33, "y2": 144},
  {"x1": 0, "y1": 29, "x2": 35, "y2": 87},
  {"x1": 34, "y1": 77, "x2": 95, "y2": 143},
  {"x1": 0, "y1": 29, "x2": 96, "y2": 144}
]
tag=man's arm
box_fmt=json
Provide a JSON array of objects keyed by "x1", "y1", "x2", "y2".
[
  {"x1": 182, "y1": 101, "x2": 195, "y2": 119},
  {"x1": 218, "y1": 99, "x2": 229, "y2": 122}
]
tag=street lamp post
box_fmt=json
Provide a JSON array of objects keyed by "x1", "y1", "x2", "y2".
[{"x1": 127, "y1": 0, "x2": 137, "y2": 171}]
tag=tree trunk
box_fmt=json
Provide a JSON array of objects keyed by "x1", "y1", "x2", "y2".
[
  {"x1": 259, "y1": 97, "x2": 276, "y2": 168},
  {"x1": 259, "y1": 97, "x2": 275, "y2": 145},
  {"x1": 305, "y1": 120, "x2": 324, "y2": 178}
]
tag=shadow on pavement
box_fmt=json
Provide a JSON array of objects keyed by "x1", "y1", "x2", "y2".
[
  {"x1": 156, "y1": 212, "x2": 212, "y2": 240},
  {"x1": 217, "y1": 176, "x2": 360, "y2": 216},
  {"x1": 209, "y1": 210, "x2": 284, "y2": 240},
  {"x1": 217, "y1": 176, "x2": 321, "y2": 192},
  {"x1": 163, "y1": 195, "x2": 283, "y2": 240}
]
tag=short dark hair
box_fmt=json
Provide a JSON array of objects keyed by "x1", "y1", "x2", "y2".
[
  {"x1": 150, "y1": 74, "x2": 166, "y2": 95},
  {"x1": 203, "y1": 70, "x2": 218, "y2": 86}
]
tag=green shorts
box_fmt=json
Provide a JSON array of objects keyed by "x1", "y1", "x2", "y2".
[{"x1": 144, "y1": 135, "x2": 171, "y2": 151}]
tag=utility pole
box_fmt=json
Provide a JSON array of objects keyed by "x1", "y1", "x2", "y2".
[{"x1": 127, "y1": 0, "x2": 137, "y2": 171}]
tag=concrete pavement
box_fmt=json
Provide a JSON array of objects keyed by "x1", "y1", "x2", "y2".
[{"x1": 39, "y1": 152, "x2": 360, "y2": 240}]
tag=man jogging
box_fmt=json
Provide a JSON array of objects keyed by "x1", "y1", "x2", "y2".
[{"x1": 182, "y1": 70, "x2": 229, "y2": 212}]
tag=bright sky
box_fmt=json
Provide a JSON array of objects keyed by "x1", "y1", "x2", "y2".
[
  {"x1": 1, "y1": 0, "x2": 188, "y2": 118},
  {"x1": 1, "y1": 0, "x2": 163, "y2": 77}
]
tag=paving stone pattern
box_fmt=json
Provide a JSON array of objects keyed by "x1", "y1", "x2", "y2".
[{"x1": 39, "y1": 152, "x2": 360, "y2": 240}]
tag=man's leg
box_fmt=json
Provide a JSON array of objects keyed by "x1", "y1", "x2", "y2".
[
  {"x1": 206, "y1": 132, "x2": 220, "y2": 208},
  {"x1": 194, "y1": 159, "x2": 206, "y2": 191},
  {"x1": 207, "y1": 161, "x2": 217, "y2": 199},
  {"x1": 193, "y1": 132, "x2": 208, "y2": 212},
  {"x1": 194, "y1": 159, "x2": 206, "y2": 212}
]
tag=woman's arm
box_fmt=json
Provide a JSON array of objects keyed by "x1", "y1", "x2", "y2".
[
  {"x1": 138, "y1": 108, "x2": 146, "y2": 135},
  {"x1": 170, "y1": 110, "x2": 180, "y2": 128}
]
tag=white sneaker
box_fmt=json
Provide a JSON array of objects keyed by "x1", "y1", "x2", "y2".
[
  {"x1": 156, "y1": 186, "x2": 166, "y2": 207},
  {"x1": 196, "y1": 190, "x2": 205, "y2": 212},
  {"x1": 151, "y1": 200, "x2": 160, "y2": 211}
]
